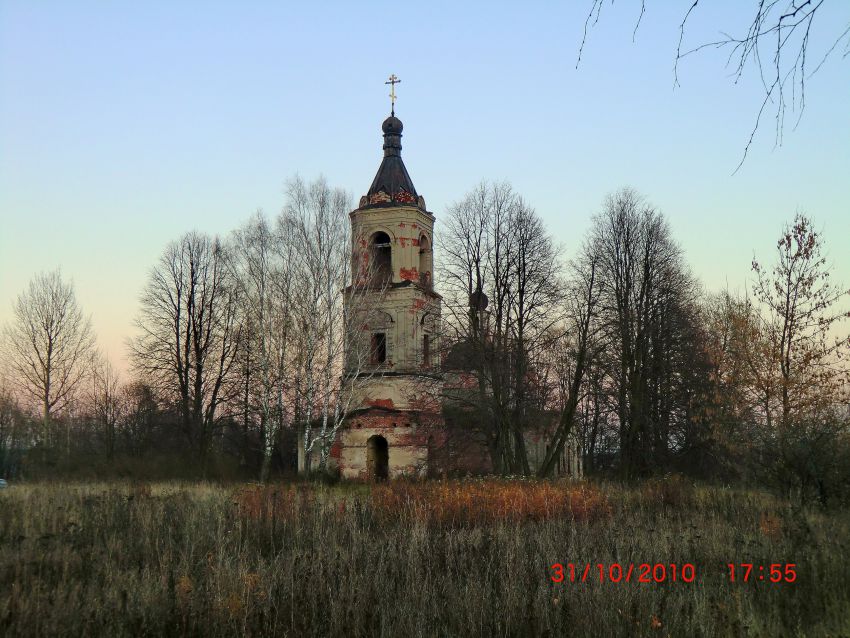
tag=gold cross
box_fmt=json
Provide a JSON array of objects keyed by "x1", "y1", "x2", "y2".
[{"x1": 385, "y1": 74, "x2": 401, "y2": 116}]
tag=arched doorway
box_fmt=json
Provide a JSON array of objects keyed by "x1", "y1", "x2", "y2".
[{"x1": 366, "y1": 435, "x2": 389, "y2": 481}]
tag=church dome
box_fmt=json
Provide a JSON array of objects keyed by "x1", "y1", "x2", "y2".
[
  {"x1": 382, "y1": 116, "x2": 403, "y2": 134},
  {"x1": 363, "y1": 113, "x2": 421, "y2": 208}
]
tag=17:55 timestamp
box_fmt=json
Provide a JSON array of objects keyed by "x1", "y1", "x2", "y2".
[{"x1": 727, "y1": 563, "x2": 796, "y2": 583}]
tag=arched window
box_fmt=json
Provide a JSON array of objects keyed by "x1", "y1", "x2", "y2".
[
  {"x1": 418, "y1": 234, "x2": 432, "y2": 288},
  {"x1": 370, "y1": 231, "x2": 392, "y2": 285}
]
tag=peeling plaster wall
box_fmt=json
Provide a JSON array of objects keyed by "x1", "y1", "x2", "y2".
[
  {"x1": 345, "y1": 288, "x2": 441, "y2": 374},
  {"x1": 350, "y1": 375, "x2": 442, "y2": 413},
  {"x1": 321, "y1": 201, "x2": 447, "y2": 480},
  {"x1": 323, "y1": 408, "x2": 448, "y2": 479},
  {"x1": 350, "y1": 205, "x2": 435, "y2": 290},
  {"x1": 335, "y1": 426, "x2": 429, "y2": 479},
  {"x1": 345, "y1": 202, "x2": 441, "y2": 378}
]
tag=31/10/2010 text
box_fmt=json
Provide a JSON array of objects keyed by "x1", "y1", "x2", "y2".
[
  {"x1": 550, "y1": 563, "x2": 798, "y2": 584},
  {"x1": 550, "y1": 563, "x2": 696, "y2": 584}
]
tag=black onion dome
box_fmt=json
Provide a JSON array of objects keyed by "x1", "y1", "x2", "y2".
[
  {"x1": 382, "y1": 116, "x2": 403, "y2": 134},
  {"x1": 364, "y1": 115, "x2": 420, "y2": 207}
]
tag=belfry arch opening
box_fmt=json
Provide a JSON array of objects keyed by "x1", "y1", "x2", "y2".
[
  {"x1": 370, "y1": 231, "x2": 392, "y2": 285},
  {"x1": 366, "y1": 435, "x2": 389, "y2": 481},
  {"x1": 418, "y1": 234, "x2": 432, "y2": 287}
]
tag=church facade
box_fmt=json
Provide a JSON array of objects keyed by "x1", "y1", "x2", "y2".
[{"x1": 299, "y1": 108, "x2": 582, "y2": 481}]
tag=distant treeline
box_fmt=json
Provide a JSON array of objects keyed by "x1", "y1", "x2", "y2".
[{"x1": 1, "y1": 179, "x2": 848, "y2": 502}]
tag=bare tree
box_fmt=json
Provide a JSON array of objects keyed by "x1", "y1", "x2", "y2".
[
  {"x1": 752, "y1": 214, "x2": 850, "y2": 425},
  {"x1": 750, "y1": 213, "x2": 850, "y2": 500},
  {"x1": 228, "y1": 177, "x2": 392, "y2": 478},
  {"x1": 230, "y1": 211, "x2": 298, "y2": 481},
  {"x1": 579, "y1": 1, "x2": 850, "y2": 170},
  {"x1": 442, "y1": 181, "x2": 565, "y2": 475},
  {"x1": 283, "y1": 177, "x2": 348, "y2": 470},
  {"x1": 283, "y1": 177, "x2": 390, "y2": 472},
  {"x1": 1, "y1": 270, "x2": 96, "y2": 445},
  {"x1": 130, "y1": 232, "x2": 241, "y2": 465},
  {"x1": 574, "y1": 352, "x2": 616, "y2": 473},
  {"x1": 537, "y1": 239, "x2": 604, "y2": 477},
  {"x1": 86, "y1": 353, "x2": 123, "y2": 461},
  {"x1": 589, "y1": 188, "x2": 703, "y2": 477}
]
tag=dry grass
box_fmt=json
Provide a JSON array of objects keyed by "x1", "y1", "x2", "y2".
[
  {"x1": 370, "y1": 479, "x2": 611, "y2": 526},
  {"x1": 1, "y1": 479, "x2": 848, "y2": 637}
]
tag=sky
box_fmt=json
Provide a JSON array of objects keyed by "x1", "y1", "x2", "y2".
[{"x1": 1, "y1": 1, "x2": 849, "y2": 374}]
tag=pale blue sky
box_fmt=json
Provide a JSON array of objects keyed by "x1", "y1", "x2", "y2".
[{"x1": 1, "y1": 1, "x2": 848, "y2": 371}]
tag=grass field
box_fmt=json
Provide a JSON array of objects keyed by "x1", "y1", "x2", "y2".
[{"x1": 1, "y1": 478, "x2": 848, "y2": 637}]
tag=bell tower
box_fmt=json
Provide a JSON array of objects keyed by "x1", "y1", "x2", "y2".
[
  {"x1": 348, "y1": 112, "x2": 440, "y2": 373},
  {"x1": 334, "y1": 98, "x2": 444, "y2": 479}
]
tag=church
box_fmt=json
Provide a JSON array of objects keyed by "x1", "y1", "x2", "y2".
[{"x1": 299, "y1": 80, "x2": 582, "y2": 481}]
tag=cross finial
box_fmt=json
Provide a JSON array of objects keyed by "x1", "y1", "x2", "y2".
[{"x1": 385, "y1": 74, "x2": 401, "y2": 116}]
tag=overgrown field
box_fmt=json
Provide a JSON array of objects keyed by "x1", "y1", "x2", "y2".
[{"x1": 1, "y1": 479, "x2": 848, "y2": 637}]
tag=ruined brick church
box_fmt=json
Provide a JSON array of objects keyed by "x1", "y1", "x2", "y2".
[{"x1": 298, "y1": 102, "x2": 582, "y2": 481}]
